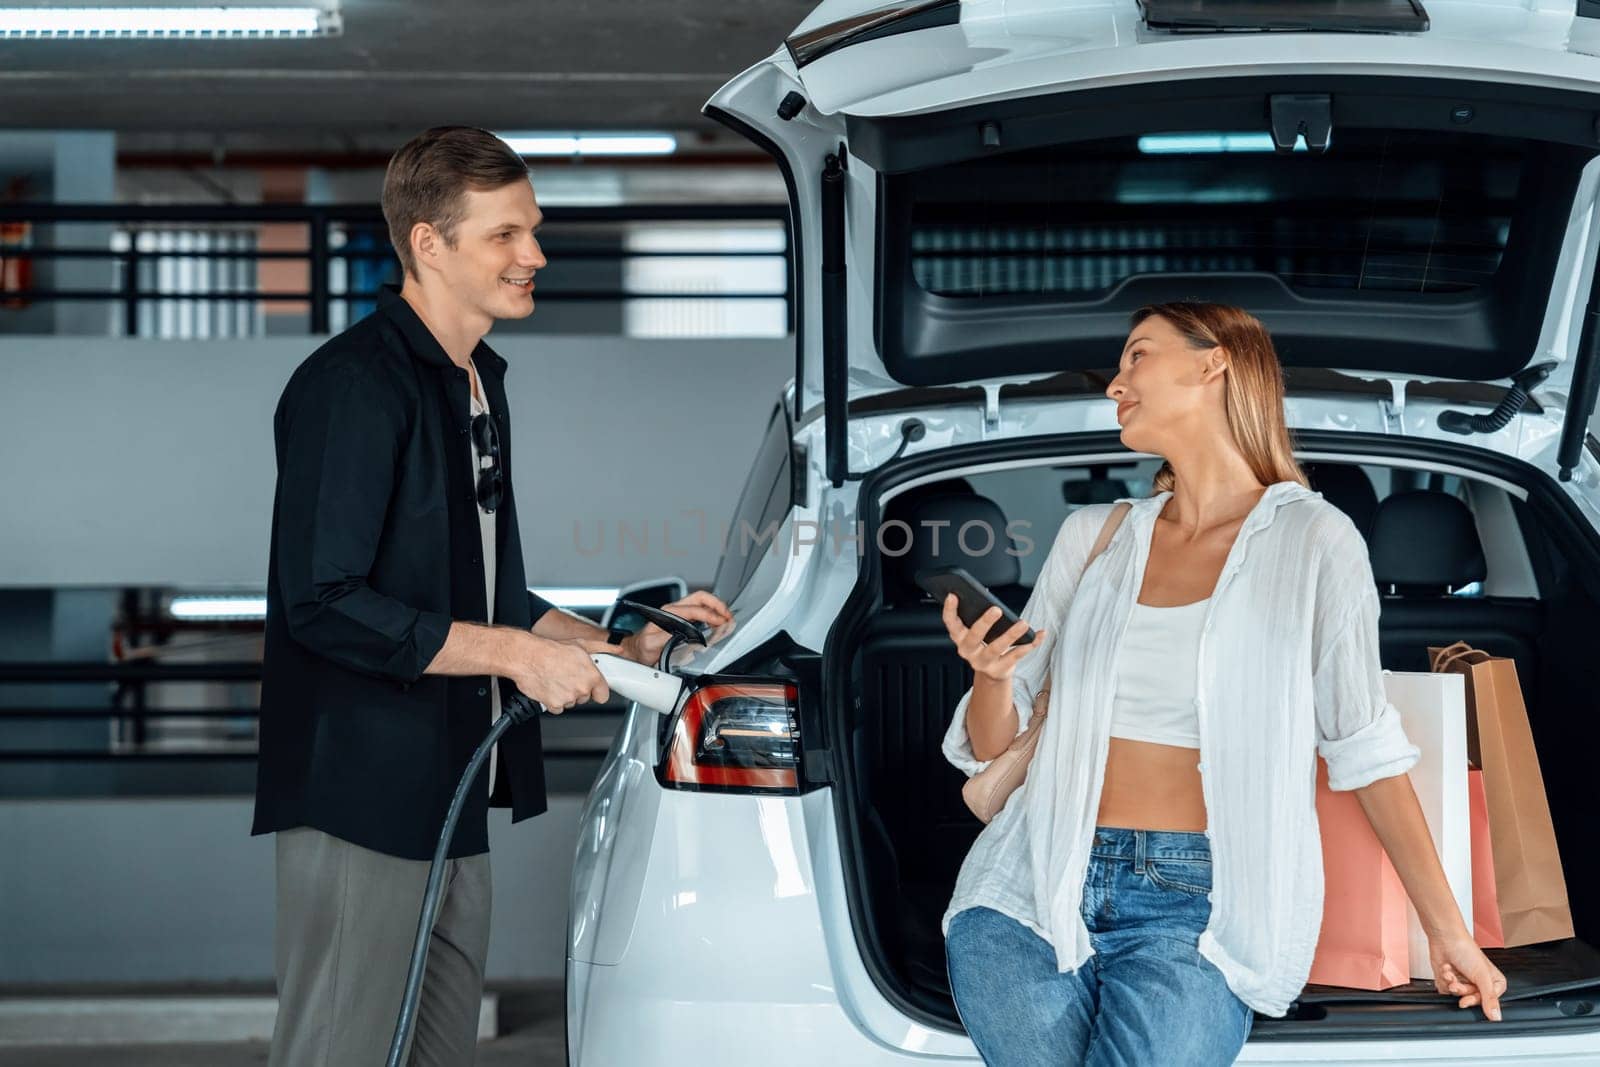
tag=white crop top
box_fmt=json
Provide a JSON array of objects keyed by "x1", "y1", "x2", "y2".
[{"x1": 1107, "y1": 597, "x2": 1209, "y2": 748}]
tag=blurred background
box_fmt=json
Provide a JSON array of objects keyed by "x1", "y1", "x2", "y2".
[{"x1": 0, "y1": 0, "x2": 812, "y2": 1058}]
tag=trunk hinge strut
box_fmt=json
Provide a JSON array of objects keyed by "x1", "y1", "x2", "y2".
[
  {"x1": 821, "y1": 147, "x2": 849, "y2": 487},
  {"x1": 1557, "y1": 247, "x2": 1600, "y2": 480}
]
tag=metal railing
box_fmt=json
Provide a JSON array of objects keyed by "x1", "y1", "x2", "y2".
[
  {"x1": 0, "y1": 202, "x2": 794, "y2": 335},
  {"x1": 0, "y1": 661, "x2": 261, "y2": 762},
  {"x1": 0, "y1": 660, "x2": 620, "y2": 766}
]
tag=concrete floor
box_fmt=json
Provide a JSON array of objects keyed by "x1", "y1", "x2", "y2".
[{"x1": 0, "y1": 987, "x2": 565, "y2": 1067}]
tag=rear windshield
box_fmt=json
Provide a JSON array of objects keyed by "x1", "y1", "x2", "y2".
[
  {"x1": 875, "y1": 121, "x2": 1589, "y2": 384},
  {"x1": 906, "y1": 129, "x2": 1520, "y2": 299}
]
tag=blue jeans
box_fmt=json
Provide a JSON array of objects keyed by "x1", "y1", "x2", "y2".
[{"x1": 945, "y1": 826, "x2": 1254, "y2": 1066}]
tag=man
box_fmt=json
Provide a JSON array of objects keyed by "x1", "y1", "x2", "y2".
[{"x1": 252, "y1": 126, "x2": 731, "y2": 1066}]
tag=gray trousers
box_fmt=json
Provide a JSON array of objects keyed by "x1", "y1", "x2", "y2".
[{"x1": 269, "y1": 827, "x2": 492, "y2": 1067}]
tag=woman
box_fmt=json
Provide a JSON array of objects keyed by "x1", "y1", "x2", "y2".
[{"x1": 938, "y1": 302, "x2": 1508, "y2": 1066}]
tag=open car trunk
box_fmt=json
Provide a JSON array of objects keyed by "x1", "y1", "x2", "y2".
[
  {"x1": 825, "y1": 438, "x2": 1600, "y2": 1039},
  {"x1": 712, "y1": 1, "x2": 1600, "y2": 1038}
]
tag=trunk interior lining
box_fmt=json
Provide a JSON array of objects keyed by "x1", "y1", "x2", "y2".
[{"x1": 841, "y1": 455, "x2": 1600, "y2": 1032}]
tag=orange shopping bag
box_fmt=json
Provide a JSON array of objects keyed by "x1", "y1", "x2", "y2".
[
  {"x1": 1308, "y1": 757, "x2": 1411, "y2": 989},
  {"x1": 1430, "y1": 643, "x2": 1575, "y2": 946}
]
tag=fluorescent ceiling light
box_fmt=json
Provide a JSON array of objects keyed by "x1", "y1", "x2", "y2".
[
  {"x1": 533, "y1": 586, "x2": 620, "y2": 610},
  {"x1": 0, "y1": 6, "x2": 338, "y2": 39},
  {"x1": 499, "y1": 134, "x2": 678, "y2": 158},
  {"x1": 1138, "y1": 132, "x2": 1312, "y2": 154},
  {"x1": 169, "y1": 595, "x2": 267, "y2": 620}
]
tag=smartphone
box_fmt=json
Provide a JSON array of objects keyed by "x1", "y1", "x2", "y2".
[{"x1": 914, "y1": 565, "x2": 1036, "y2": 646}]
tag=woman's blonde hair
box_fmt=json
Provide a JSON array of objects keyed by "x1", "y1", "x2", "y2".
[{"x1": 1129, "y1": 301, "x2": 1307, "y2": 495}]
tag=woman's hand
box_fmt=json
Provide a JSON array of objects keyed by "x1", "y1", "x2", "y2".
[
  {"x1": 1429, "y1": 932, "x2": 1507, "y2": 1021},
  {"x1": 940, "y1": 595, "x2": 1046, "y2": 683},
  {"x1": 1351, "y1": 775, "x2": 1509, "y2": 1023}
]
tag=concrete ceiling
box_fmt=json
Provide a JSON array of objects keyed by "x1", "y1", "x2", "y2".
[{"x1": 0, "y1": 0, "x2": 815, "y2": 152}]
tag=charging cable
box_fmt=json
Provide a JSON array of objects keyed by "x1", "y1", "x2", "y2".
[
  {"x1": 385, "y1": 600, "x2": 701, "y2": 1066},
  {"x1": 384, "y1": 690, "x2": 541, "y2": 1067}
]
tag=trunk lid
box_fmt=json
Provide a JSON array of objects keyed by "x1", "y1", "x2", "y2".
[{"x1": 707, "y1": 0, "x2": 1600, "y2": 480}]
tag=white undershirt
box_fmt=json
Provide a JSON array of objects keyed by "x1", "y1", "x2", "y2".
[
  {"x1": 1107, "y1": 598, "x2": 1208, "y2": 748},
  {"x1": 468, "y1": 361, "x2": 502, "y2": 794}
]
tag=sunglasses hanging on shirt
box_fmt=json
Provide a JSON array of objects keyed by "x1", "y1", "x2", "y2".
[{"x1": 470, "y1": 412, "x2": 504, "y2": 513}]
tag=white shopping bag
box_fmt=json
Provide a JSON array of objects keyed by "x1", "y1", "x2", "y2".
[{"x1": 1383, "y1": 670, "x2": 1472, "y2": 980}]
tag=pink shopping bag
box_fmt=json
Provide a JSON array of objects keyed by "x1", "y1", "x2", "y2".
[
  {"x1": 1308, "y1": 758, "x2": 1411, "y2": 989},
  {"x1": 1469, "y1": 766, "x2": 1506, "y2": 949}
]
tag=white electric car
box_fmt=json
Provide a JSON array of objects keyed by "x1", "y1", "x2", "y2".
[{"x1": 567, "y1": 2, "x2": 1600, "y2": 1062}]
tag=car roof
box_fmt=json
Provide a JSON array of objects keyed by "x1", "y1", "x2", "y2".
[{"x1": 785, "y1": 0, "x2": 1600, "y2": 118}]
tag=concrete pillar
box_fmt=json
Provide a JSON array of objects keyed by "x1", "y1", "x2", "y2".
[{"x1": 51, "y1": 132, "x2": 116, "y2": 336}]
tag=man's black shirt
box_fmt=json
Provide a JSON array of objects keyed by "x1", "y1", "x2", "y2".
[{"x1": 252, "y1": 285, "x2": 557, "y2": 860}]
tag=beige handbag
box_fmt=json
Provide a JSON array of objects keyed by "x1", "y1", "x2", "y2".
[{"x1": 961, "y1": 502, "x2": 1130, "y2": 823}]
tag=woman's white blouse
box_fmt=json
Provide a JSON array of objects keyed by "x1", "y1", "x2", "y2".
[{"x1": 940, "y1": 481, "x2": 1422, "y2": 1018}]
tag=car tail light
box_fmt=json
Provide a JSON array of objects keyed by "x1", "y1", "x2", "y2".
[{"x1": 661, "y1": 680, "x2": 801, "y2": 793}]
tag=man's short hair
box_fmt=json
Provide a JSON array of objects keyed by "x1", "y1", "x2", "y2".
[{"x1": 381, "y1": 127, "x2": 530, "y2": 278}]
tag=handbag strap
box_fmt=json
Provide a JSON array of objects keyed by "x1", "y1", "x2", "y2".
[
  {"x1": 1040, "y1": 501, "x2": 1131, "y2": 696},
  {"x1": 1087, "y1": 501, "x2": 1132, "y2": 567}
]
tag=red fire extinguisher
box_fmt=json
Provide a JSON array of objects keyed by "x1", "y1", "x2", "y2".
[
  {"x1": 0, "y1": 219, "x2": 32, "y2": 309},
  {"x1": 0, "y1": 175, "x2": 33, "y2": 308},
  {"x1": 0, "y1": 178, "x2": 33, "y2": 310}
]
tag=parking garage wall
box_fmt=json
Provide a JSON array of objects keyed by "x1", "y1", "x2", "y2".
[
  {"x1": 0, "y1": 334, "x2": 792, "y2": 591},
  {"x1": 0, "y1": 331, "x2": 790, "y2": 986}
]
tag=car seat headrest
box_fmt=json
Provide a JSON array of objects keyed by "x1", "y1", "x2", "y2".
[
  {"x1": 897, "y1": 492, "x2": 1022, "y2": 592},
  {"x1": 1368, "y1": 490, "x2": 1486, "y2": 592}
]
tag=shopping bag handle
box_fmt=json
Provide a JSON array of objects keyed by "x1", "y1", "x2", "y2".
[{"x1": 1430, "y1": 640, "x2": 1491, "y2": 672}]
